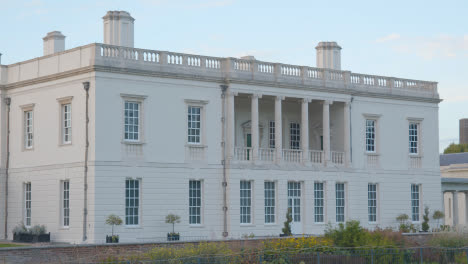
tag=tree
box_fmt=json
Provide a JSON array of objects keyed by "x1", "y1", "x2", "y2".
[
  {"x1": 282, "y1": 208, "x2": 292, "y2": 236},
  {"x1": 105, "y1": 214, "x2": 123, "y2": 237},
  {"x1": 432, "y1": 210, "x2": 445, "y2": 227},
  {"x1": 396, "y1": 213, "x2": 410, "y2": 232},
  {"x1": 165, "y1": 214, "x2": 181, "y2": 234},
  {"x1": 421, "y1": 207, "x2": 430, "y2": 232},
  {"x1": 443, "y1": 143, "x2": 468, "y2": 154}
]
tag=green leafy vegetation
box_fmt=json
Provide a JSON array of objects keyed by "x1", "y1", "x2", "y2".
[{"x1": 443, "y1": 143, "x2": 468, "y2": 154}]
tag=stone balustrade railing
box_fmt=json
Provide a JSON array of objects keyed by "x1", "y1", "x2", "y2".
[{"x1": 1, "y1": 43, "x2": 438, "y2": 100}]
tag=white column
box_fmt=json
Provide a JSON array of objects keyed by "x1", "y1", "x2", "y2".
[
  {"x1": 251, "y1": 94, "x2": 261, "y2": 162},
  {"x1": 344, "y1": 101, "x2": 351, "y2": 167},
  {"x1": 275, "y1": 96, "x2": 284, "y2": 164},
  {"x1": 301, "y1": 98, "x2": 310, "y2": 164},
  {"x1": 458, "y1": 191, "x2": 466, "y2": 226},
  {"x1": 453, "y1": 191, "x2": 459, "y2": 226},
  {"x1": 322, "y1": 100, "x2": 332, "y2": 166},
  {"x1": 227, "y1": 91, "x2": 237, "y2": 162}
]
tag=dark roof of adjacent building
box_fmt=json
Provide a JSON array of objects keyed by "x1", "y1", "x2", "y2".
[{"x1": 440, "y1": 152, "x2": 468, "y2": 166}]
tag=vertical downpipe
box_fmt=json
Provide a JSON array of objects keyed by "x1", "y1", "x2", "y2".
[
  {"x1": 3, "y1": 97, "x2": 10, "y2": 239},
  {"x1": 220, "y1": 83, "x2": 229, "y2": 237},
  {"x1": 82, "y1": 82, "x2": 90, "y2": 242}
]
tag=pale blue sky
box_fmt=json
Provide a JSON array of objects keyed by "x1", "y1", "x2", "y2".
[{"x1": 1, "y1": 0, "x2": 467, "y2": 152}]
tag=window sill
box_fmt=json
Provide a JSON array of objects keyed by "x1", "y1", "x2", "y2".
[
  {"x1": 124, "y1": 225, "x2": 142, "y2": 229},
  {"x1": 59, "y1": 227, "x2": 70, "y2": 230},
  {"x1": 368, "y1": 222, "x2": 379, "y2": 225},
  {"x1": 365, "y1": 152, "x2": 379, "y2": 156},
  {"x1": 59, "y1": 143, "x2": 73, "y2": 147},
  {"x1": 264, "y1": 223, "x2": 278, "y2": 226},
  {"x1": 186, "y1": 144, "x2": 207, "y2": 148},
  {"x1": 189, "y1": 224, "x2": 205, "y2": 228},
  {"x1": 240, "y1": 224, "x2": 255, "y2": 227},
  {"x1": 314, "y1": 222, "x2": 327, "y2": 225},
  {"x1": 409, "y1": 154, "x2": 422, "y2": 157},
  {"x1": 122, "y1": 141, "x2": 145, "y2": 145},
  {"x1": 23, "y1": 148, "x2": 34, "y2": 152}
]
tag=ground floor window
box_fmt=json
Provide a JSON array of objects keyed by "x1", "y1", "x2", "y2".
[
  {"x1": 314, "y1": 182, "x2": 324, "y2": 223},
  {"x1": 336, "y1": 183, "x2": 345, "y2": 223},
  {"x1": 24, "y1": 183, "x2": 31, "y2": 227},
  {"x1": 264, "y1": 181, "x2": 275, "y2": 224},
  {"x1": 240, "y1": 181, "x2": 252, "y2": 224},
  {"x1": 189, "y1": 180, "x2": 202, "y2": 225},
  {"x1": 411, "y1": 184, "x2": 420, "y2": 222},
  {"x1": 125, "y1": 179, "x2": 140, "y2": 226},
  {"x1": 368, "y1": 183, "x2": 377, "y2": 222}
]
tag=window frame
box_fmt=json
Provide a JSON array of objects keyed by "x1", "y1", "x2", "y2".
[
  {"x1": 121, "y1": 94, "x2": 147, "y2": 144},
  {"x1": 269, "y1": 121, "x2": 275, "y2": 149},
  {"x1": 57, "y1": 96, "x2": 73, "y2": 146},
  {"x1": 24, "y1": 182, "x2": 32, "y2": 227},
  {"x1": 335, "y1": 182, "x2": 346, "y2": 223},
  {"x1": 185, "y1": 99, "x2": 208, "y2": 146},
  {"x1": 314, "y1": 182, "x2": 325, "y2": 223},
  {"x1": 411, "y1": 184, "x2": 421, "y2": 222},
  {"x1": 365, "y1": 119, "x2": 376, "y2": 153},
  {"x1": 264, "y1": 181, "x2": 276, "y2": 224},
  {"x1": 21, "y1": 104, "x2": 35, "y2": 151},
  {"x1": 408, "y1": 121, "x2": 421, "y2": 156},
  {"x1": 240, "y1": 180, "x2": 252, "y2": 224},
  {"x1": 289, "y1": 122, "x2": 300, "y2": 150},
  {"x1": 125, "y1": 178, "x2": 141, "y2": 226},
  {"x1": 368, "y1": 183, "x2": 378, "y2": 223},
  {"x1": 61, "y1": 180, "x2": 70, "y2": 228},
  {"x1": 189, "y1": 180, "x2": 203, "y2": 225}
]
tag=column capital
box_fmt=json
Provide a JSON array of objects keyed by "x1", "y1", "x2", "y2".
[
  {"x1": 228, "y1": 91, "x2": 238, "y2": 97},
  {"x1": 250, "y1": 93, "x2": 263, "y2": 99},
  {"x1": 344, "y1": 100, "x2": 351, "y2": 106},
  {"x1": 321, "y1": 100, "x2": 333, "y2": 105},
  {"x1": 275, "y1": 96, "x2": 285, "y2": 101},
  {"x1": 301, "y1": 98, "x2": 311, "y2": 104}
]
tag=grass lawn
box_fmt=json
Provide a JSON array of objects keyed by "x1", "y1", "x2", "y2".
[{"x1": 0, "y1": 244, "x2": 24, "y2": 248}]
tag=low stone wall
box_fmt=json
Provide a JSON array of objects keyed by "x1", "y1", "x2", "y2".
[
  {"x1": 0, "y1": 238, "x2": 265, "y2": 264},
  {"x1": 402, "y1": 232, "x2": 435, "y2": 246}
]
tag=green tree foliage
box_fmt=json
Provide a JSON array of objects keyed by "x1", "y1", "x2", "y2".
[
  {"x1": 281, "y1": 208, "x2": 292, "y2": 236},
  {"x1": 421, "y1": 206, "x2": 430, "y2": 232},
  {"x1": 443, "y1": 143, "x2": 468, "y2": 154},
  {"x1": 432, "y1": 210, "x2": 444, "y2": 227},
  {"x1": 105, "y1": 214, "x2": 123, "y2": 236},
  {"x1": 165, "y1": 214, "x2": 181, "y2": 234}
]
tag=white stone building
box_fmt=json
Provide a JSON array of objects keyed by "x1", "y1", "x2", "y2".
[{"x1": 0, "y1": 11, "x2": 442, "y2": 244}]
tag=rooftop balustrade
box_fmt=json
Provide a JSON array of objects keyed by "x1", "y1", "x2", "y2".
[{"x1": 1, "y1": 43, "x2": 438, "y2": 101}]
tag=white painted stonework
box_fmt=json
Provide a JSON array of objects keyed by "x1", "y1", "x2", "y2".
[{"x1": 0, "y1": 11, "x2": 442, "y2": 243}]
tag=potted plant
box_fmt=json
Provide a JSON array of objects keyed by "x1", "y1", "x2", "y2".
[
  {"x1": 432, "y1": 210, "x2": 444, "y2": 231},
  {"x1": 13, "y1": 223, "x2": 50, "y2": 243},
  {"x1": 105, "y1": 214, "x2": 123, "y2": 243},
  {"x1": 396, "y1": 213, "x2": 410, "y2": 233},
  {"x1": 166, "y1": 214, "x2": 181, "y2": 241},
  {"x1": 280, "y1": 208, "x2": 292, "y2": 237}
]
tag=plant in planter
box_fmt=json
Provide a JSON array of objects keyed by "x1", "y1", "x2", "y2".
[
  {"x1": 421, "y1": 206, "x2": 430, "y2": 232},
  {"x1": 165, "y1": 214, "x2": 181, "y2": 241},
  {"x1": 396, "y1": 213, "x2": 410, "y2": 233},
  {"x1": 105, "y1": 214, "x2": 123, "y2": 243},
  {"x1": 280, "y1": 208, "x2": 292, "y2": 237},
  {"x1": 13, "y1": 223, "x2": 50, "y2": 243},
  {"x1": 432, "y1": 210, "x2": 444, "y2": 231}
]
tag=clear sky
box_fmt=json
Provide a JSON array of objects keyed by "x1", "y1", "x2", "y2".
[{"x1": 1, "y1": 0, "x2": 467, "y2": 152}]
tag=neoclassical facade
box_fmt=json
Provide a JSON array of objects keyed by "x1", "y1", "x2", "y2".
[{"x1": 0, "y1": 11, "x2": 442, "y2": 243}]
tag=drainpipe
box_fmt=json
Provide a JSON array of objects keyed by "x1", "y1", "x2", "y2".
[
  {"x1": 3, "y1": 97, "x2": 10, "y2": 239},
  {"x1": 82, "y1": 82, "x2": 90, "y2": 242},
  {"x1": 220, "y1": 83, "x2": 229, "y2": 238},
  {"x1": 349, "y1": 97, "x2": 353, "y2": 163}
]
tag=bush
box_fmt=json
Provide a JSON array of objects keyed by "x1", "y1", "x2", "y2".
[
  {"x1": 263, "y1": 236, "x2": 333, "y2": 253},
  {"x1": 429, "y1": 233, "x2": 468, "y2": 248},
  {"x1": 281, "y1": 208, "x2": 292, "y2": 236},
  {"x1": 145, "y1": 242, "x2": 233, "y2": 262},
  {"x1": 421, "y1": 207, "x2": 430, "y2": 232},
  {"x1": 30, "y1": 225, "x2": 47, "y2": 235}
]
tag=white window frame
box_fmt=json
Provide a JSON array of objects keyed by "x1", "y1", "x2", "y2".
[
  {"x1": 185, "y1": 99, "x2": 208, "y2": 146},
  {"x1": 240, "y1": 180, "x2": 252, "y2": 224},
  {"x1": 411, "y1": 184, "x2": 421, "y2": 222},
  {"x1": 125, "y1": 178, "x2": 140, "y2": 226},
  {"x1": 264, "y1": 181, "x2": 276, "y2": 224},
  {"x1": 188, "y1": 106, "x2": 202, "y2": 144},
  {"x1": 368, "y1": 183, "x2": 378, "y2": 223},
  {"x1": 290, "y1": 122, "x2": 300, "y2": 150},
  {"x1": 336, "y1": 183, "x2": 345, "y2": 223},
  {"x1": 57, "y1": 96, "x2": 73, "y2": 145},
  {"x1": 269, "y1": 121, "x2": 275, "y2": 149},
  {"x1": 24, "y1": 182, "x2": 32, "y2": 227},
  {"x1": 121, "y1": 94, "x2": 147, "y2": 144},
  {"x1": 21, "y1": 104, "x2": 35, "y2": 150},
  {"x1": 61, "y1": 180, "x2": 70, "y2": 227},
  {"x1": 365, "y1": 119, "x2": 376, "y2": 153},
  {"x1": 314, "y1": 182, "x2": 325, "y2": 223},
  {"x1": 287, "y1": 181, "x2": 302, "y2": 223},
  {"x1": 408, "y1": 121, "x2": 421, "y2": 155},
  {"x1": 189, "y1": 180, "x2": 203, "y2": 225}
]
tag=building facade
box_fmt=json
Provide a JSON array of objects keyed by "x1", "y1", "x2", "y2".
[
  {"x1": 460, "y1": 119, "x2": 468, "y2": 144},
  {"x1": 440, "y1": 153, "x2": 468, "y2": 229},
  {"x1": 0, "y1": 11, "x2": 442, "y2": 243}
]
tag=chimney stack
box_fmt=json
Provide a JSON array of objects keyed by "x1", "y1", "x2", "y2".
[
  {"x1": 43, "y1": 31, "x2": 65, "y2": 56},
  {"x1": 103, "y1": 11, "x2": 135, "y2": 47},
  {"x1": 315, "y1": 42, "x2": 342, "y2": 70}
]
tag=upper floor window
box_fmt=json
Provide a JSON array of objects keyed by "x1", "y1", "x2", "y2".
[
  {"x1": 188, "y1": 106, "x2": 201, "y2": 144},
  {"x1": 24, "y1": 110, "x2": 34, "y2": 149},
  {"x1": 409, "y1": 122, "x2": 419, "y2": 154},
  {"x1": 62, "y1": 104, "x2": 72, "y2": 144},
  {"x1": 269, "y1": 121, "x2": 275, "y2": 149},
  {"x1": 290, "y1": 122, "x2": 300, "y2": 150},
  {"x1": 124, "y1": 101, "x2": 140, "y2": 142},
  {"x1": 366, "y1": 119, "x2": 376, "y2": 152}
]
